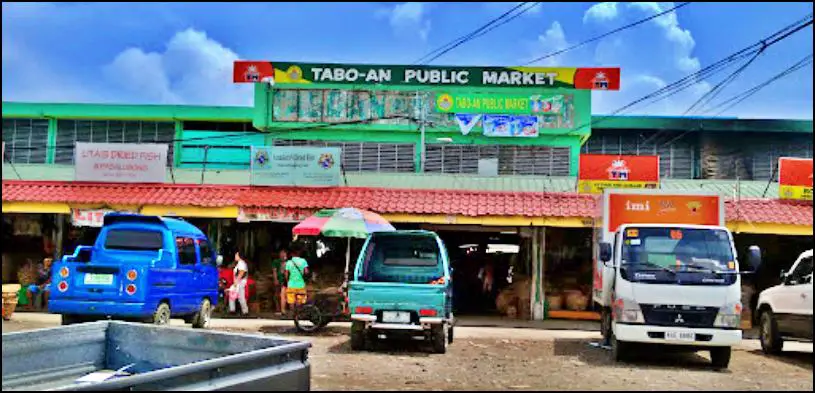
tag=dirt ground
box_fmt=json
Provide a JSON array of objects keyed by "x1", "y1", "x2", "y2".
[{"x1": 3, "y1": 316, "x2": 813, "y2": 391}]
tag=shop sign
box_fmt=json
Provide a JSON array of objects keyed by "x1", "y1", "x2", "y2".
[
  {"x1": 435, "y1": 92, "x2": 566, "y2": 115},
  {"x1": 71, "y1": 209, "x2": 124, "y2": 228},
  {"x1": 607, "y1": 194, "x2": 721, "y2": 233},
  {"x1": 234, "y1": 61, "x2": 620, "y2": 90},
  {"x1": 482, "y1": 115, "x2": 540, "y2": 137},
  {"x1": 778, "y1": 157, "x2": 813, "y2": 201},
  {"x1": 250, "y1": 146, "x2": 341, "y2": 187},
  {"x1": 237, "y1": 207, "x2": 316, "y2": 223},
  {"x1": 74, "y1": 143, "x2": 168, "y2": 183},
  {"x1": 578, "y1": 155, "x2": 660, "y2": 194}
]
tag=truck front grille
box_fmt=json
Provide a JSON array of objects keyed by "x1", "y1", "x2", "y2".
[{"x1": 639, "y1": 304, "x2": 719, "y2": 328}]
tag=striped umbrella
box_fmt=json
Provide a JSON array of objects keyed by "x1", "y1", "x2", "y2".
[{"x1": 292, "y1": 208, "x2": 395, "y2": 285}]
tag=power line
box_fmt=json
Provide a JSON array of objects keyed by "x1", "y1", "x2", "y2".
[
  {"x1": 414, "y1": 2, "x2": 536, "y2": 65},
  {"x1": 523, "y1": 2, "x2": 691, "y2": 66},
  {"x1": 704, "y1": 54, "x2": 813, "y2": 116},
  {"x1": 683, "y1": 45, "x2": 767, "y2": 115}
]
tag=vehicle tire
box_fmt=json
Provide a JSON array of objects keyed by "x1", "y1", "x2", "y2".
[
  {"x1": 152, "y1": 303, "x2": 171, "y2": 326},
  {"x1": 601, "y1": 307, "x2": 612, "y2": 345},
  {"x1": 294, "y1": 304, "x2": 324, "y2": 334},
  {"x1": 710, "y1": 347, "x2": 732, "y2": 370},
  {"x1": 431, "y1": 324, "x2": 448, "y2": 354},
  {"x1": 191, "y1": 299, "x2": 212, "y2": 329},
  {"x1": 611, "y1": 334, "x2": 630, "y2": 363},
  {"x1": 448, "y1": 325, "x2": 454, "y2": 344},
  {"x1": 350, "y1": 321, "x2": 367, "y2": 351},
  {"x1": 61, "y1": 314, "x2": 79, "y2": 326},
  {"x1": 759, "y1": 310, "x2": 784, "y2": 355}
]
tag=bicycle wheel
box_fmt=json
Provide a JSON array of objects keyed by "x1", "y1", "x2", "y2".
[{"x1": 294, "y1": 304, "x2": 324, "y2": 333}]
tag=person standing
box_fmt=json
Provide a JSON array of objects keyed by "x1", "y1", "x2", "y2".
[
  {"x1": 271, "y1": 249, "x2": 288, "y2": 314},
  {"x1": 284, "y1": 243, "x2": 309, "y2": 313},
  {"x1": 229, "y1": 251, "x2": 250, "y2": 316}
]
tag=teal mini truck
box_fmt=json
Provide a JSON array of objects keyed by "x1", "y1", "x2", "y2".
[{"x1": 348, "y1": 230, "x2": 454, "y2": 354}]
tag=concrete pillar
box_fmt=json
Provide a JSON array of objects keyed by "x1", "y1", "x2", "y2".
[{"x1": 531, "y1": 227, "x2": 547, "y2": 321}]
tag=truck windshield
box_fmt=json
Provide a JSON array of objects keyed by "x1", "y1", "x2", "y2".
[
  {"x1": 360, "y1": 235, "x2": 443, "y2": 283},
  {"x1": 620, "y1": 227, "x2": 736, "y2": 285},
  {"x1": 104, "y1": 230, "x2": 163, "y2": 251}
]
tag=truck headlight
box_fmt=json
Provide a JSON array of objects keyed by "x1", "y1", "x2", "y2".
[
  {"x1": 714, "y1": 302, "x2": 742, "y2": 328},
  {"x1": 613, "y1": 297, "x2": 644, "y2": 324}
]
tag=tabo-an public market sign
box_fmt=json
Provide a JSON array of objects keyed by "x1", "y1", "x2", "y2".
[
  {"x1": 435, "y1": 92, "x2": 567, "y2": 115},
  {"x1": 250, "y1": 146, "x2": 341, "y2": 187},
  {"x1": 74, "y1": 143, "x2": 168, "y2": 183},
  {"x1": 234, "y1": 61, "x2": 620, "y2": 90}
]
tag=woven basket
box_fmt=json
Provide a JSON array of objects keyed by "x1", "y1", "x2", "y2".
[{"x1": 2, "y1": 292, "x2": 18, "y2": 320}]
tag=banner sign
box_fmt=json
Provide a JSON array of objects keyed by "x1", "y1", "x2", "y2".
[
  {"x1": 234, "y1": 61, "x2": 620, "y2": 90},
  {"x1": 578, "y1": 154, "x2": 660, "y2": 194},
  {"x1": 482, "y1": 115, "x2": 539, "y2": 137},
  {"x1": 74, "y1": 143, "x2": 168, "y2": 183},
  {"x1": 436, "y1": 92, "x2": 565, "y2": 115},
  {"x1": 71, "y1": 209, "x2": 134, "y2": 227},
  {"x1": 454, "y1": 114, "x2": 481, "y2": 135},
  {"x1": 779, "y1": 157, "x2": 813, "y2": 201},
  {"x1": 250, "y1": 146, "x2": 341, "y2": 187},
  {"x1": 607, "y1": 193, "x2": 722, "y2": 233},
  {"x1": 237, "y1": 207, "x2": 316, "y2": 223}
]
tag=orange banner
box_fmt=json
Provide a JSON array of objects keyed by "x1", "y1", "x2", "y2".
[
  {"x1": 607, "y1": 193, "x2": 721, "y2": 233},
  {"x1": 779, "y1": 157, "x2": 813, "y2": 201},
  {"x1": 578, "y1": 154, "x2": 659, "y2": 194}
]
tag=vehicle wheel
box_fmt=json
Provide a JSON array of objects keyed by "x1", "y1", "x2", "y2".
[
  {"x1": 710, "y1": 347, "x2": 732, "y2": 370},
  {"x1": 611, "y1": 334, "x2": 630, "y2": 362},
  {"x1": 191, "y1": 299, "x2": 212, "y2": 329},
  {"x1": 317, "y1": 317, "x2": 332, "y2": 329},
  {"x1": 294, "y1": 304, "x2": 324, "y2": 333},
  {"x1": 448, "y1": 325, "x2": 454, "y2": 344},
  {"x1": 61, "y1": 314, "x2": 79, "y2": 326},
  {"x1": 153, "y1": 303, "x2": 171, "y2": 326},
  {"x1": 350, "y1": 321, "x2": 367, "y2": 351},
  {"x1": 601, "y1": 307, "x2": 612, "y2": 345},
  {"x1": 431, "y1": 324, "x2": 448, "y2": 354},
  {"x1": 759, "y1": 310, "x2": 784, "y2": 355}
]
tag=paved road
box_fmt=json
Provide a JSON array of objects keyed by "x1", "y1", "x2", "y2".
[{"x1": 4, "y1": 313, "x2": 813, "y2": 391}]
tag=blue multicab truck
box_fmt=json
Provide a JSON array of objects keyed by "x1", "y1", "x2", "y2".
[{"x1": 48, "y1": 213, "x2": 219, "y2": 327}]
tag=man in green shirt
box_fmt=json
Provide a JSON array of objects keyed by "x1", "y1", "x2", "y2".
[{"x1": 285, "y1": 243, "x2": 309, "y2": 309}]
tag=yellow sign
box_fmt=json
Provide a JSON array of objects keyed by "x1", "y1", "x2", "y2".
[
  {"x1": 577, "y1": 180, "x2": 658, "y2": 194},
  {"x1": 780, "y1": 185, "x2": 813, "y2": 201}
]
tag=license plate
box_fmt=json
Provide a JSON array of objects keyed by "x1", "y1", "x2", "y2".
[
  {"x1": 382, "y1": 311, "x2": 411, "y2": 323},
  {"x1": 83, "y1": 273, "x2": 114, "y2": 285},
  {"x1": 665, "y1": 331, "x2": 695, "y2": 342}
]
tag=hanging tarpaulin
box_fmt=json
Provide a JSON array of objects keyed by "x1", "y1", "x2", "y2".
[
  {"x1": 483, "y1": 115, "x2": 540, "y2": 137},
  {"x1": 454, "y1": 114, "x2": 481, "y2": 135}
]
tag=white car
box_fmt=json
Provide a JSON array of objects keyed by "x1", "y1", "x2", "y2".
[{"x1": 756, "y1": 249, "x2": 813, "y2": 354}]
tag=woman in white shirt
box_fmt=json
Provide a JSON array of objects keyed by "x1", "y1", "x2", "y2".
[{"x1": 229, "y1": 251, "x2": 250, "y2": 316}]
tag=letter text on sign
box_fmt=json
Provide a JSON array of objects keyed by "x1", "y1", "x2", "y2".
[{"x1": 74, "y1": 142, "x2": 168, "y2": 184}]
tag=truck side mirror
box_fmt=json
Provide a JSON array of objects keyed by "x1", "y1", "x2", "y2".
[
  {"x1": 216, "y1": 255, "x2": 223, "y2": 267},
  {"x1": 746, "y1": 245, "x2": 762, "y2": 272},
  {"x1": 599, "y1": 242, "x2": 612, "y2": 263}
]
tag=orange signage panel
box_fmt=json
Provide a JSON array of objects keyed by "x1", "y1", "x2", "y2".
[
  {"x1": 607, "y1": 193, "x2": 721, "y2": 233},
  {"x1": 779, "y1": 157, "x2": 813, "y2": 201},
  {"x1": 578, "y1": 154, "x2": 660, "y2": 194}
]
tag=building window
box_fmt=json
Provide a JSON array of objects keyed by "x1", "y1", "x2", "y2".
[
  {"x1": 2, "y1": 118, "x2": 49, "y2": 164},
  {"x1": 425, "y1": 144, "x2": 571, "y2": 176},
  {"x1": 582, "y1": 131, "x2": 694, "y2": 179},
  {"x1": 273, "y1": 139, "x2": 416, "y2": 173},
  {"x1": 54, "y1": 120, "x2": 175, "y2": 165}
]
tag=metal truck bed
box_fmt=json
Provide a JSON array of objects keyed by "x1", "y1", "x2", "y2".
[{"x1": 2, "y1": 321, "x2": 311, "y2": 391}]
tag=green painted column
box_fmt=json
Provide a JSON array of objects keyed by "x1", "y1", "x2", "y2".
[
  {"x1": 569, "y1": 141, "x2": 581, "y2": 177},
  {"x1": 173, "y1": 120, "x2": 183, "y2": 167},
  {"x1": 46, "y1": 118, "x2": 57, "y2": 164}
]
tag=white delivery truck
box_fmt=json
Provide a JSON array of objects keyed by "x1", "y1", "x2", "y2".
[{"x1": 593, "y1": 189, "x2": 762, "y2": 370}]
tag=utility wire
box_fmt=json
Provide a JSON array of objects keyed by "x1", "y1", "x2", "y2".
[
  {"x1": 414, "y1": 2, "x2": 535, "y2": 65},
  {"x1": 704, "y1": 54, "x2": 813, "y2": 117},
  {"x1": 683, "y1": 46, "x2": 767, "y2": 115},
  {"x1": 523, "y1": 2, "x2": 691, "y2": 66}
]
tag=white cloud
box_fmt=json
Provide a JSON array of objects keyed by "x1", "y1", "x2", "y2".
[
  {"x1": 103, "y1": 28, "x2": 252, "y2": 106},
  {"x1": 377, "y1": 2, "x2": 432, "y2": 41},
  {"x1": 531, "y1": 21, "x2": 570, "y2": 66},
  {"x1": 584, "y1": 2, "x2": 619, "y2": 23}
]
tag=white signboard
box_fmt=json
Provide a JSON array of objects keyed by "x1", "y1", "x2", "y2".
[
  {"x1": 74, "y1": 143, "x2": 168, "y2": 183},
  {"x1": 71, "y1": 209, "x2": 117, "y2": 227}
]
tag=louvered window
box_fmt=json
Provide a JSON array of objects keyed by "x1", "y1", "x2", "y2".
[
  {"x1": 583, "y1": 131, "x2": 694, "y2": 179},
  {"x1": 424, "y1": 144, "x2": 571, "y2": 176},
  {"x1": 55, "y1": 120, "x2": 175, "y2": 165},
  {"x1": 273, "y1": 139, "x2": 415, "y2": 173},
  {"x1": 749, "y1": 136, "x2": 813, "y2": 181},
  {"x1": 2, "y1": 118, "x2": 49, "y2": 164}
]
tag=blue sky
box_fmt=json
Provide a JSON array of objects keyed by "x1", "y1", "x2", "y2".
[{"x1": 2, "y1": 2, "x2": 813, "y2": 119}]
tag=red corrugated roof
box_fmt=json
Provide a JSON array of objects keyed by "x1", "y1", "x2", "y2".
[{"x1": 2, "y1": 181, "x2": 811, "y2": 225}]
